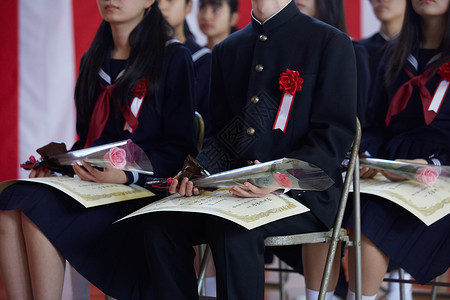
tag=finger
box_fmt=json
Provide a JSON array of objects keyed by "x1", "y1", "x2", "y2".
[
  {"x1": 254, "y1": 160, "x2": 261, "y2": 165},
  {"x1": 243, "y1": 182, "x2": 261, "y2": 193},
  {"x1": 193, "y1": 187, "x2": 200, "y2": 195},
  {"x1": 185, "y1": 180, "x2": 194, "y2": 197},
  {"x1": 230, "y1": 185, "x2": 256, "y2": 198},
  {"x1": 169, "y1": 178, "x2": 179, "y2": 194},
  {"x1": 80, "y1": 161, "x2": 103, "y2": 178},
  {"x1": 178, "y1": 177, "x2": 190, "y2": 196},
  {"x1": 73, "y1": 163, "x2": 96, "y2": 182}
]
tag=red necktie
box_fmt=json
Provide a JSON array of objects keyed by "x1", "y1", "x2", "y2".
[
  {"x1": 84, "y1": 78, "x2": 149, "y2": 148},
  {"x1": 385, "y1": 67, "x2": 436, "y2": 126},
  {"x1": 84, "y1": 84, "x2": 115, "y2": 148}
]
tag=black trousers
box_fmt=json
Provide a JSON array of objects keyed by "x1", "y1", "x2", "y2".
[{"x1": 143, "y1": 210, "x2": 326, "y2": 300}]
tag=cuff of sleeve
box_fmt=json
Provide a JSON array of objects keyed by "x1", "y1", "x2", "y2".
[
  {"x1": 426, "y1": 157, "x2": 441, "y2": 166},
  {"x1": 125, "y1": 171, "x2": 139, "y2": 185}
]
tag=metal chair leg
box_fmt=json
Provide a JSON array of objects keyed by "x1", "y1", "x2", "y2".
[{"x1": 353, "y1": 158, "x2": 362, "y2": 300}]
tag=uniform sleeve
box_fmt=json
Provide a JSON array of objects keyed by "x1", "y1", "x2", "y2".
[
  {"x1": 286, "y1": 33, "x2": 357, "y2": 176},
  {"x1": 148, "y1": 45, "x2": 198, "y2": 177}
]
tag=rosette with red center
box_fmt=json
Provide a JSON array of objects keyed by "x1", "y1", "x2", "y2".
[
  {"x1": 278, "y1": 69, "x2": 304, "y2": 95},
  {"x1": 438, "y1": 62, "x2": 450, "y2": 81}
]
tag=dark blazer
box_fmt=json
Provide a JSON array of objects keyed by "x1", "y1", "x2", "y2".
[{"x1": 197, "y1": 0, "x2": 357, "y2": 229}]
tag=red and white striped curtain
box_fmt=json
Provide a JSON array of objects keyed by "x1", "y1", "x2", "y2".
[{"x1": 0, "y1": 0, "x2": 378, "y2": 182}]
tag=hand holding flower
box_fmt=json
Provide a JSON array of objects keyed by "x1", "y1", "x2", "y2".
[{"x1": 73, "y1": 160, "x2": 127, "y2": 184}]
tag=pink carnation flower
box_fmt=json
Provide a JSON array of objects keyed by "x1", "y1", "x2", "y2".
[
  {"x1": 273, "y1": 172, "x2": 292, "y2": 188},
  {"x1": 104, "y1": 147, "x2": 127, "y2": 169},
  {"x1": 415, "y1": 167, "x2": 439, "y2": 186}
]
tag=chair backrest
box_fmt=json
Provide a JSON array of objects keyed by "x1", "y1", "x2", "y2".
[{"x1": 195, "y1": 111, "x2": 205, "y2": 152}]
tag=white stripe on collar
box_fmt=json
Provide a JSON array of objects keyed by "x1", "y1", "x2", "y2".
[
  {"x1": 166, "y1": 38, "x2": 180, "y2": 46},
  {"x1": 98, "y1": 68, "x2": 111, "y2": 85},
  {"x1": 407, "y1": 52, "x2": 441, "y2": 71},
  {"x1": 428, "y1": 53, "x2": 441, "y2": 66},
  {"x1": 379, "y1": 31, "x2": 398, "y2": 41},
  {"x1": 251, "y1": 0, "x2": 291, "y2": 25},
  {"x1": 407, "y1": 54, "x2": 418, "y2": 70},
  {"x1": 192, "y1": 48, "x2": 211, "y2": 62},
  {"x1": 98, "y1": 68, "x2": 125, "y2": 84}
]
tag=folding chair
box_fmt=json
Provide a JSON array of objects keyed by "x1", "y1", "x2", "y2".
[
  {"x1": 197, "y1": 118, "x2": 362, "y2": 300},
  {"x1": 382, "y1": 268, "x2": 450, "y2": 300}
]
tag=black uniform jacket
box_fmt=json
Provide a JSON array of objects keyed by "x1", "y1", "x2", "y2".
[{"x1": 197, "y1": 1, "x2": 357, "y2": 229}]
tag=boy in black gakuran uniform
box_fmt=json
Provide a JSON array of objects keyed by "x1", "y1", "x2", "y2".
[{"x1": 144, "y1": 0, "x2": 357, "y2": 299}]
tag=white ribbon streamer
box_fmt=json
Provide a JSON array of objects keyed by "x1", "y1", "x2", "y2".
[
  {"x1": 273, "y1": 93, "x2": 294, "y2": 132},
  {"x1": 429, "y1": 80, "x2": 449, "y2": 113},
  {"x1": 123, "y1": 96, "x2": 144, "y2": 133}
]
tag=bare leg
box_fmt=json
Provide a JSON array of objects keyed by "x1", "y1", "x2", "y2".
[
  {"x1": 21, "y1": 212, "x2": 65, "y2": 300},
  {"x1": 0, "y1": 209, "x2": 33, "y2": 299},
  {"x1": 347, "y1": 230, "x2": 389, "y2": 296},
  {"x1": 303, "y1": 242, "x2": 341, "y2": 291}
]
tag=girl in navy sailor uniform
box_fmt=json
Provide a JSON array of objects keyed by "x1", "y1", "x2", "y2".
[
  {"x1": 345, "y1": 0, "x2": 450, "y2": 299},
  {"x1": 159, "y1": 0, "x2": 212, "y2": 136},
  {"x1": 359, "y1": 0, "x2": 406, "y2": 99},
  {"x1": 0, "y1": 0, "x2": 197, "y2": 299}
]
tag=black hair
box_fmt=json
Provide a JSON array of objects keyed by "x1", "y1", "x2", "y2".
[
  {"x1": 385, "y1": 0, "x2": 450, "y2": 84},
  {"x1": 75, "y1": 1, "x2": 173, "y2": 121},
  {"x1": 199, "y1": 0, "x2": 239, "y2": 33},
  {"x1": 314, "y1": 0, "x2": 348, "y2": 34}
]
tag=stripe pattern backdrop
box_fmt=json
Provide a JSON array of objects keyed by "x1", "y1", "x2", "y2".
[
  {"x1": 0, "y1": 0, "x2": 376, "y2": 182},
  {"x1": 0, "y1": 0, "x2": 100, "y2": 181}
]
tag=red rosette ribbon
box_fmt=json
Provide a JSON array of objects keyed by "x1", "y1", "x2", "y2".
[
  {"x1": 273, "y1": 69, "x2": 304, "y2": 132},
  {"x1": 123, "y1": 78, "x2": 150, "y2": 133},
  {"x1": 429, "y1": 62, "x2": 450, "y2": 114}
]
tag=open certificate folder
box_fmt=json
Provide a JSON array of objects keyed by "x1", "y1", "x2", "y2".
[
  {"x1": 355, "y1": 174, "x2": 450, "y2": 226},
  {"x1": 117, "y1": 189, "x2": 310, "y2": 230},
  {"x1": 0, "y1": 176, "x2": 155, "y2": 208}
]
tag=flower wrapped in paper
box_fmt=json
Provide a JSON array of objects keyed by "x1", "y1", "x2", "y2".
[
  {"x1": 20, "y1": 140, "x2": 153, "y2": 176},
  {"x1": 147, "y1": 156, "x2": 334, "y2": 191},
  {"x1": 359, "y1": 157, "x2": 450, "y2": 186},
  {"x1": 192, "y1": 158, "x2": 333, "y2": 190}
]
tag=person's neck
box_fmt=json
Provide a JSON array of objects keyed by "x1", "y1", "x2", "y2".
[
  {"x1": 207, "y1": 32, "x2": 229, "y2": 50},
  {"x1": 110, "y1": 22, "x2": 139, "y2": 59},
  {"x1": 379, "y1": 18, "x2": 403, "y2": 39},
  {"x1": 421, "y1": 15, "x2": 447, "y2": 49},
  {"x1": 173, "y1": 24, "x2": 187, "y2": 44},
  {"x1": 251, "y1": 0, "x2": 290, "y2": 23}
]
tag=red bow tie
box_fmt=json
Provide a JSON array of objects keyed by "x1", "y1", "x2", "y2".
[
  {"x1": 84, "y1": 79, "x2": 148, "y2": 148},
  {"x1": 385, "y1": 67, "x2": 436, "y2": 126}
]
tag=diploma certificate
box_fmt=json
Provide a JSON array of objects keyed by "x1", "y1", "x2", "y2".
[
  {"x1": 356, "y1": 174, "x2": 450, "y2": 226},
  {"x1": 118, "y1": 189, "x2": 310, "y2": 229},
  {"x1": 0, "y1": 176, "x2": 155, "y2": 208}
]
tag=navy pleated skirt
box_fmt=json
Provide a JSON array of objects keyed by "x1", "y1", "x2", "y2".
[
  {"x1": 346, "y1": 193, "x2": 450, "y2": 284},
  {"x1": 0, "y1": 182, "x2": 157, "y2": 299}
]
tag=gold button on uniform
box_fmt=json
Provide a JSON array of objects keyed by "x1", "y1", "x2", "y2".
[
  {"x1": 255, "y1": 64, "x2": 263, "y2": 72},
  {"x1": 251, "y1": 96, "x2": 259, "y2": 104},
  {"x1": 259, "y1": 34, "x2": 267, "y2": 42},
  {"x1": 247, "y1": 127, "x2": 255, "y2": 135}
]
